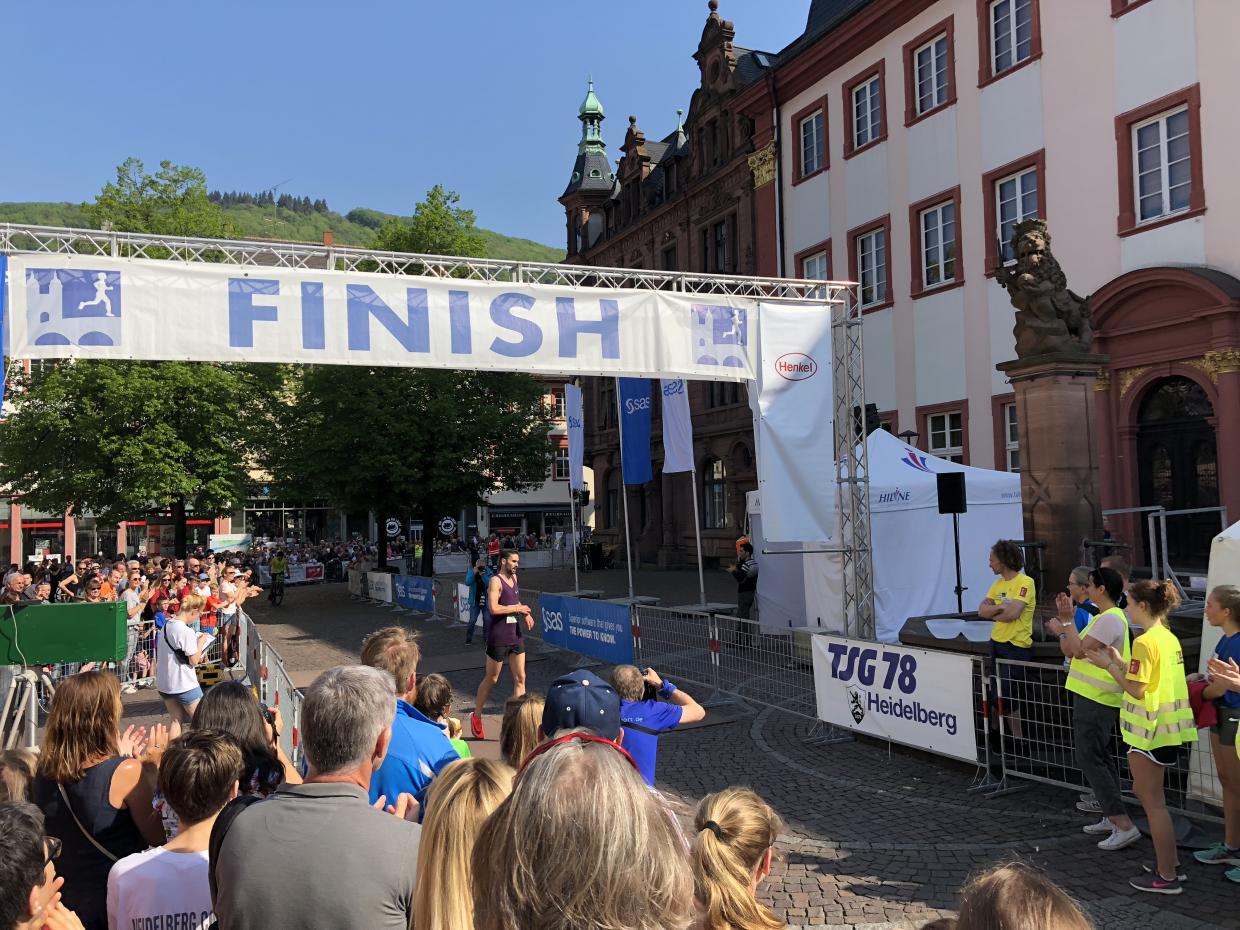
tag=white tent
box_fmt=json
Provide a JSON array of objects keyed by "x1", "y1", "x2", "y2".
[
  {"x1": 1187, "y1": 520, "x2": 1240, "y2": 807},
  {"x1": 1199, "y1": 520, "x2": 1240, "y2": 671},
  {"x1": 751, "y1": 428, "x2": 1023, "y2": 642}
]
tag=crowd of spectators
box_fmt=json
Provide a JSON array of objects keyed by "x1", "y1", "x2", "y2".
[{"x1": 5, "y1": 549, "x2": 1237, "y2": 927}]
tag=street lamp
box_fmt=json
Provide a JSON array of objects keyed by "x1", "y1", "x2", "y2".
[{"x1": 898, "y1": 429, "x2": 919, "y2": 446}]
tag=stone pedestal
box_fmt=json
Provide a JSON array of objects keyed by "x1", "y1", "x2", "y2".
[{"x1": 996, "y1": 353, "x2": 1110, "y2": 601}]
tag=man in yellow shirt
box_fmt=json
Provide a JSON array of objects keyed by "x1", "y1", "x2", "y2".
[{"x1": 978, "y1": 539, "x2": 1036, "y2": 738}]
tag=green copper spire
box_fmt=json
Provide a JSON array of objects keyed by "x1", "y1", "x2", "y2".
[{"x1": 577, "y1": 79, "x2": 605, "y2": 155}]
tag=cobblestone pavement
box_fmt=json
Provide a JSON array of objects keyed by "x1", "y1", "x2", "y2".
[{"x1": 230, "y1": 573, "x2": 1237, "y2": 929}]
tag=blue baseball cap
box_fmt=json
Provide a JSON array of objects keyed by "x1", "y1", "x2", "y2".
[{"x1": 542, "y1": 670, "x2": 621, "y2": 739}]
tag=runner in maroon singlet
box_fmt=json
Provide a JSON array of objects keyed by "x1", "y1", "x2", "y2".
[{"x1": 470, "y1": 548, "x2": 534, "y2": 739}]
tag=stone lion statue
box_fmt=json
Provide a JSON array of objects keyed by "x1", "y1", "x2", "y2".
[{"x1": 996, "y1": 219, "x2": 1092, "y2": 357}]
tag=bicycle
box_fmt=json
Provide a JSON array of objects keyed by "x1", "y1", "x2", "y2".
[{"x1": 268, "y1": 573, "x2": 286, "y2": 607}]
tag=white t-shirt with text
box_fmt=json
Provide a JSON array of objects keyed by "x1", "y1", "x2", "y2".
[
  {"x1": 156, "y1": 618, "x2": 201, "y2": 696},
  {"x1": 107, "y1": 846, "x2": 212, "y2": 930}
]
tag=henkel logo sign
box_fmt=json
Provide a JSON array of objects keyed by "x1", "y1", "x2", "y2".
[{"x1": 774, "y1": 352, "x2": 817, "y2": 381}]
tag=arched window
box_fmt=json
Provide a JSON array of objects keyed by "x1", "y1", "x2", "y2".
[
  {"x1": 702, "y1": 457, "x2": 729, "y2": 529},
  {"x1": 605, "y1": 469, "x2": 619, "y2": 530}
]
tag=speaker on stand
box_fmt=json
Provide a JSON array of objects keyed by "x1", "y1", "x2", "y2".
[{"x1": 937, "y1": 472, "x2": 968, "y2": 613}]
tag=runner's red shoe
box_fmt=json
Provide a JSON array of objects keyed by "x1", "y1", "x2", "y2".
[{"x1": 470, "y1": 711, "x2": 486, "y2": 740}]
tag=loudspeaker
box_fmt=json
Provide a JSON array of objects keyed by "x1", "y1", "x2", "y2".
[{"x1": 937, "y1": 472, "x2": 967, "y2": 515}]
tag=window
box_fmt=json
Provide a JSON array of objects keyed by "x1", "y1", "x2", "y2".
[
  {"x1": 708, "y1": 382, "x2": 740, "y2": 408},
  {"x1": 918, "y1": 199, "x2": 957, "y2": 290},
  {"x1": 1115, "y1": 85, "x2": 1204, "y2": 235},
  {"x1": 843, "y1": 61, "x2": 886, "y2": 158},
  {"x1": 702, "y1": 457, "x2": 729, "y2": 529},
  {"x1": 548, "y1": 387, "x2": 566, "y2": 419},
  {"x1": 553, "y1": 446, "x2": 570, "y2": 480},
  {"x1": 1133, "y1": 108, "x2": 1191, "y2": 223},
  {"x1": 604, "y1": 470, "x2": 619, "y2": 529},
  {"x1": 712, "y1": 219, "x2": 728, "y2": 274},
  {"x1": 1003, "y1": 403, "x2": 1019, "y2": 472},
  {"x1": 927, "y1": 411, "x2": 965, "y2": 463},
  {"x1": 990, "y1": 0, "x2": 1032, "y2": 73},
  {"x1": 850, "y1": 222, "x2": 890, "y2": 309},
  {"x1": 996, "y1": 167, "x2": 1038, "y2": 263},
  {"x1": 662, "y1": 245, "x2": 678, "y2": 271},
  {"x1": 976, "y1": 0, "x2": 1041, "y2": 86},
  {"x1": 801, "y1": 110, "x2": 824, "y2": 176},
  {"x1": 599, "y1": 383, "x2": 616, "y2": 430},
  {"x1": 982, "y1": 150, "x2": 1045, "y2": 272},
  {"x1": 853, "y1": 76, "x2": 882, "y2": 149},
  {"x1": 801, "y1": 251, "x2": 828, "y2": 282},
  {"x1": 915, "y1": 35, "x2": 948, "y2": 114}
]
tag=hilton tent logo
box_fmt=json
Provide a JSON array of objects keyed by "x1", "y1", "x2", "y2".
[{"x1": 25, "y1": 268, "x2": 123, "y2": 347}]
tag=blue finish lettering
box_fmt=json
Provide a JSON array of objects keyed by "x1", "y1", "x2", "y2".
[
  {"x1": 300, "y1": 282, "x2": 325, "y2": 350},
  {"x1": 346, "y1": 286, "x2": 430, "y2": 353},
  {"x1": 556, "y1": 297, "x2": 620, "y2": 359},
  {"x1": 449, "y1": 290, "x2": 472, "y2": 355},
  {"x1": 228, "y1": 278, "x2": 279, "y2": 347},
  {"x1": 489, "y1": 292, "x2": 542, "y2": 357}
]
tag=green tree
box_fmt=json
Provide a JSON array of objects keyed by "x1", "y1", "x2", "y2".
[
  {"x1": 0, "y1": 158, "x2": 257, "y2": 557},
  {"x1": 0, "y1": 360, "x2": 259, "y2": 529},
  {"x1": 268, "y1": 186, "x2": 553, "y2": 575},
  {"x1": 371, "y1": 184, "x2": 487, "y2": 258},
  {"x1": 86, "y1": 157, "x2": 236, "y2": 237}
]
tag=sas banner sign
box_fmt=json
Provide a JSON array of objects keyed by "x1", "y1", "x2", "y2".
[
  {"x1": 539, "y1": 593, "x2": 633, "y2": 665},
  {"x1": 393, "y1": 575, "x2": 436, "y2": 613},
  {"x1": 5, "y1": 254, "x2": 755, "y2": 381},
  {"x1": 811, "y1": 635, "x2": 978, "y2": 763}
]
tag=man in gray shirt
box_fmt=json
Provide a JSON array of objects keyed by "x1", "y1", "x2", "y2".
[{"x1": 213, "y1": 665, "x2": 420, "y2": 930}]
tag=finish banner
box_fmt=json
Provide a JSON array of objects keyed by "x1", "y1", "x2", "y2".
[
  {"x1": 811, "y1": 635, "x2": 978, "y2": 763},
  {"x1": 5, "y1": 254, "x2": 756, "y2": 380}
]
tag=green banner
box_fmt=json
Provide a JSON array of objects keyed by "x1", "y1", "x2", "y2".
[{"x1": 0, "y1": 602, "x2": 127, "y2": 665}]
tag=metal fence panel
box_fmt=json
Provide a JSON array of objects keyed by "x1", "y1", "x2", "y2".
[
  {"x1": 633, "y1": 606, "x2": 716, "y2": 691},
  {"x1": 995, "y1": 658, "x2": 1223, "y2": 824},
  {"x1": 715, "y1": 616, "x2": 819, "y2": 721}
]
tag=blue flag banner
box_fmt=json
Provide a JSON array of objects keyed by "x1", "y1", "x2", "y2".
[
  {"x1": 539, "y1": 593, "x2": 634, "y2": 665},
  {"x1": 566, "y1": 383, "x2": 586, "y2": 492},
  {"x1": 393, "y1": 575, "x2": 436, "y2": 613},
  {"x1": 617, "y1": 377, "x2": 653, "y2": 485},
  {"x1": 659, "y1": 378, "x2": 694, "y2": 474}
]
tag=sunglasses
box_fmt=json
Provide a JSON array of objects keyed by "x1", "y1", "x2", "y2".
[
  {"x1": 44, "y1": 836, "x2": 62, "y2": 865},
  {"x1": 517, "y1": 731, "x2": 638, "y2": 776}
]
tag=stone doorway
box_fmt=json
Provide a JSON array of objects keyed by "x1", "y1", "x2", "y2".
[{"x1": 1136, "y1": 376, "x2": 1218, "y2": 571}]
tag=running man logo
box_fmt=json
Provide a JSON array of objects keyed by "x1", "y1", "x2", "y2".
[
  {"x1": 25, "y1": 268, "x2": 122, "y2": 346},
  {"x1": 900, "y1": 451, "x2": 933, "y2": 473},
  {"x1": 847, "y1": 687, "x2": 866, "y2": 725},
  {"x1": 691, "y1": 304, "x2": 748, "y2": 368}
]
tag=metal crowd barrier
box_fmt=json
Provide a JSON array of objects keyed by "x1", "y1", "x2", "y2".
[{"x1": 993, "y1": 657, "x2": 1223, "y2": 825}]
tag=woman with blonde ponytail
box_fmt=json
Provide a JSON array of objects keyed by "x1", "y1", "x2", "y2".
[{"x1": 691, "y1": 787, "x2": 785, "y2": 930}]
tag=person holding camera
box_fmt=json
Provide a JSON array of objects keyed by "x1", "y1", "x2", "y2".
[
  {"x1": 609, "y1": 665, "x2": 704, "y2": 786},
  {"x1": 155, "y1": 594, "x2": 213, "y2": 725}
]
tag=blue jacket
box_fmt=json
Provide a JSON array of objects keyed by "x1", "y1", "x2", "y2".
[
  {"x1": 368, "y1": 699, "x2": 460, "y2": 813},
  {"x1": 465, "y1": 566, "x2": 493, "y2": 605}
]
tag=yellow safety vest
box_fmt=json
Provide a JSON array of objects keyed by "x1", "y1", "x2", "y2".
[
  {"x1": 1120, "y1": 624, "x2": 1196, "y2": 751},
  {"x1": 1065, "y1": 607, "x2": 1130, "y2": 709}
]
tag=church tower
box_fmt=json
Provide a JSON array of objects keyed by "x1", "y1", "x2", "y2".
[{"x1": 559, "y1": 81, "x2": 616, "y2": 260}]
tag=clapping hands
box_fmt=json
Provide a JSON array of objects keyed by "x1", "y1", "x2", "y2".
[
  {"x1": 1208, "y1": 656, "x2": 1240, "y2": 690},
  {"x1": 373, "y1": 792, "x2": 420, "y2": 822}
]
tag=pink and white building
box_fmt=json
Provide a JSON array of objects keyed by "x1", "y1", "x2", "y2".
[{"x1": 735, "y1": 0, "x2": 1240, "y2": 570}]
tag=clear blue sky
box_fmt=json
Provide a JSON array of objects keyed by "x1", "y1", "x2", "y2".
[{"x1": 0, "y1": 1, "x2": 810, "y2": 248}]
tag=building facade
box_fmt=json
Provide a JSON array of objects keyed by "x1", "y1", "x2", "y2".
[
  {"x1": 725, "y1": 0, "x2": 1239, "y2": 571},
  {"x1": 558, "y1": 2, "x2": 777, "y2": 566}
]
